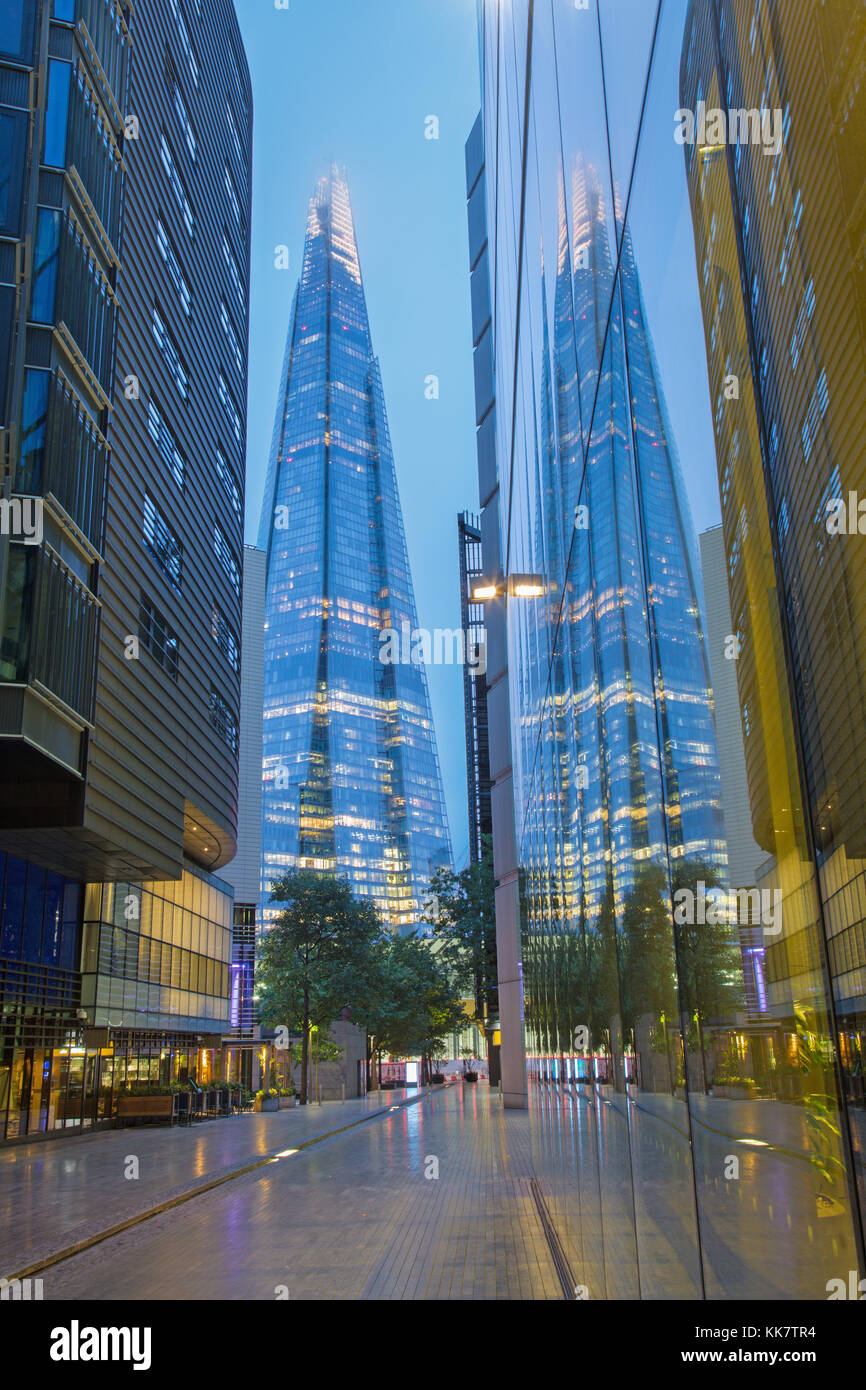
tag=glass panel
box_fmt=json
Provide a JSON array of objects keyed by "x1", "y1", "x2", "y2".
[
  {"x1": 479, "y1": 0, "x2": 866, "y2": 1299},
  {"x1": 0, "y1": 109, "x2": 27, "y2": 235},
  {"x1": 30, "y1": 208, "x2": 60, "y2": 323},
  {"x1": 42, "y1": 59, "x2": 71, "y2": 168}
]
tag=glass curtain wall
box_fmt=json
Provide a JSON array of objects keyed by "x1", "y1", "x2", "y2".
[{"x1": 479, "y1": 0, "x2": 866, "y2": 1298}]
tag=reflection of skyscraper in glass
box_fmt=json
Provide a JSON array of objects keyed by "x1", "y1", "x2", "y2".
[
  {"x1": 258, "y1": 169, "x2": 451, "y2": 930},
  {"x1": 544, "y1": 156, "x2": 727, "y2": 926}
]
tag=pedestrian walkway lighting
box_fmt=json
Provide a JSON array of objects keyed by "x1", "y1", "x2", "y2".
[
  {"x1": 508, "y1": 574, "x2": 545, "y2": 597},
  {"x1": 472, "y1": 580, "x2": 500, "y2": 600},
  {"x1": 472, "y1": 573, "x2": 546, "y2": 601}
]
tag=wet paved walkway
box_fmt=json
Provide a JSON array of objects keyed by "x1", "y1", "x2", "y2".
[{"x1": 1, "y1": 1085, "x2": 563, "y2": 1300}]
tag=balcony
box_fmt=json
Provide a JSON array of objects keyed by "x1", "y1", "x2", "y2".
[
  {"x1": 74, "y1": 0, "x2": 131, "y2": 126},
  {"x1": 0, "y1": 541, "x2": 99, "y2": 727},
  {"x1": 31, "y1": 207, "x2": 117, "y2": 401},
  {"x1": 66, "y1": 65, "x2": 123, "y2": 256},
  {"x1": 17, "y1": 370, "x2": 107, "y2": 553}
]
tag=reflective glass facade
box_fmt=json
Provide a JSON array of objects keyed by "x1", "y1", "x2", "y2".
[
  {"x1": 476, "y1": 0, "x2": 866, "y2": 1297},
  {"x1": 259, "y1": 170, "x2": 451, "y2": 929}
]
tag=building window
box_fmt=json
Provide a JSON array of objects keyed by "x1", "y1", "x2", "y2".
[
  {"x1": 226, "y1": 99, "x2": 244, "y2": 169},
  {"x1": 167, "y1": 57, "x2": 195, "y2": 160},
  {"x1": 210, "y1": 601, "x2": 239, "y2": 671},
  {"x1": 152, "y1": 305, "x2": 188, "y2": 398},
  {"x1": 143, "y1": 492, "x2": 183, "y2": 590},
  {"x1": 156, "y1": 217, "x2": 191, "y2": 315},
  {"x1": 31, "y1": 208, "x2": 60, "y2": 322},
  {"x1": 213, "y1": 524, "x2": 240, "y2": 594},
  {"x1": 160, "y1": 132, "x2": 194, "y2": 236},
  {"x1": 225, "y1": 162, "x2": 242, "y2": 228},
  {"x1": 218, "y1": 371, "x2": 242, "y2": 442},
  {"x1": 222, "y1": 231, "x2": 244, "y2": 307},
  {"x1": 139, "y1": 593, "x2": 179, "y2": 679},
  {"x1": 171, "y1": 0, "x2": 198, "y2": 87},
  {"x1": 215, "y1": 447, "x2": 242, "y2": 521},
  {"x1": 208, "y1": 684, "x2": 238, "y2": 752},
  {"x1": 147, "y1": 398, "x2": 185, "y2": 488},
  {"x1": 43, "y1": 58, "x2": 71, "y2": 167},
  {"x1": 801, "y1": 369, "x2": 829, "y2": 461},
  {"x1": 220, "y1": 300, "x2": 243, "y2": 374}
]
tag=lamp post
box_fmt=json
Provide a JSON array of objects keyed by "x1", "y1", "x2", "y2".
[{"x1": 470, "y1": 569, "x2": 546, "y2": 1110}]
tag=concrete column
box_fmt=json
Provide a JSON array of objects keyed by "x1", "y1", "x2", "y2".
[{"x1": 482, "y1": 536, "x2": 528, "y2": 1110}]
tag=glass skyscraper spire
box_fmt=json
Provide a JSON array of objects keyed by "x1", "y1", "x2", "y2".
[{"x1": 258, "y1": 169, "x2": 450, "y2": 930}]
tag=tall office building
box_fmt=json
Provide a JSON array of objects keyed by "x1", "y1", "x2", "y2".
[
  {"x1": 259, "y1": 169, "x2": 450, "y2": 930},
  {"x1": 681, "y1": 0, "x2": 866, "y2": 1224},
  {"x1": 457, "y1": 511, "x2": 491, "y2": 865},
  {"x1": 470, "y1": 0, "x2": 864, "y2": 1297},
  {"x1": 0, "y1": 0, "x2": 251, "y2": 1138}
]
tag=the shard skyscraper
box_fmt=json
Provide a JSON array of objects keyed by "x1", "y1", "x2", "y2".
[{"x1": 258, "y1": 169, "x2": 451, "y2": 931}]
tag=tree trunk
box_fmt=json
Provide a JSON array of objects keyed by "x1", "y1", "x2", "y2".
[
  {"x1": 300, "y1": 991, "x2": 310, "y2": 1105},
  {"x1": 366, "y1": 1035, "x2": 374, "y2": 1093}
]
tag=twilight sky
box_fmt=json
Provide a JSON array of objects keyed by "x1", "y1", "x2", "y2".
[{"x1": 234, "y1": 0, "x2": 482, "y2": 867}]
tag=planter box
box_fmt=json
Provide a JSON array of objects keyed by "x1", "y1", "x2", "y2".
[
  {"x1": 430, "y1": 1074, "x2": 445, "y2": 1084},
  {"x1": 278, "y1": 1096, "x2": 298, "y2": 1109},
  {"x1": 255, "y1": 1096, "x2": 280, "y2": 1112},
  {"x1": 116, "y1": 1096, "x2": 173, "y2": 1121},
  {"x1": 463, "y1": 1074, "x2": 478, "y2": 1083}
]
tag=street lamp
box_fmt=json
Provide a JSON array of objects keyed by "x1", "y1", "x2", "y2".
[{"x1": 471, "y1": 573, "x2": 546, "y2": 602}]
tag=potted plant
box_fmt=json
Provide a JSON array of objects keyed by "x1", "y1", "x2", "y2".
[
  {"x1": 278, "y1": 1085, "x2": 297, "y2": 1109},
  {"x1": 254, "y1": 1088, "x2": 280, "y2": 1113},
  {"x1": 460, "y1": 1049, "x2": 478, "y2": 1082}
]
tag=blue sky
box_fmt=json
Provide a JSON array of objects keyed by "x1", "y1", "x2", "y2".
[{"x1": 234, "y1": 0, "x2": 482, "y2": 867}]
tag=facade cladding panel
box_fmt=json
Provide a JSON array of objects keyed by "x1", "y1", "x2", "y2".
[
  {"x1": 0, "y1": 0, "x2": 249, "y2": 1140},
  {"x1": 89, "y1": 0, "x2": 252, "y2": 880},
  {"x1": 475, "y1": 0, "x2": 865, "y2": 1298},
  {"x1": 259, "y1": 170, "x2": 451, "y2": 931}
]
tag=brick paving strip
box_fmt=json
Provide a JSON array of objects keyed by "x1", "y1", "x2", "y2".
[
  {"x1": 3, "y1": 1084, "x2": 566, "y2": 1300},
  {"x1": 37, "y1": 1082, "x2": 565, "y2": 1300},
  {"x1": 0, "y1": 1088, "x2": 436, "y2": 1283}
]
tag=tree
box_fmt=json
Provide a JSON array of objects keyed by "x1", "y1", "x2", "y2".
[
  {"x1": 351, "y1": 932, "x2": 467, "y2": 1088},
  {"x1": 256, "y1": 870, "x2": 384, "y2": 1104},
  {"x1": 422, "y1": 837, "x2": 500, "y2": 1081}
]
